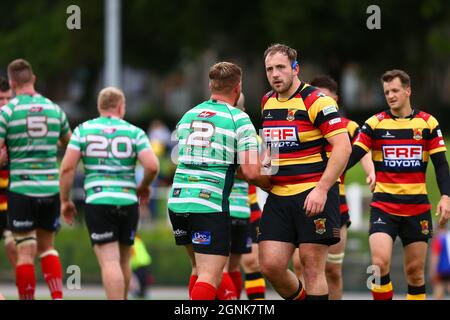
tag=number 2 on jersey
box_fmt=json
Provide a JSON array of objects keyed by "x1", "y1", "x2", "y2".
[{"x1": 186, "y1": 120, "x2": 215, "y2": 147}]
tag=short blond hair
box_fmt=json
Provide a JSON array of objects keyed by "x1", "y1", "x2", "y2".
[
  {"x1": 97, "y1": 87, "x2": 125, "y2": 110},
  {"x1": 8, "y1": 59, "x2": 34, "y2": 85},
  {"x1": 209, "y1": 62, "x2": 241, "y2": 93}
]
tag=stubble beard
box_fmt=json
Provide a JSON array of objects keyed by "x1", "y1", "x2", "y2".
[{"x1": 272, "y1": 77, "x2": 294, "y2": 95}]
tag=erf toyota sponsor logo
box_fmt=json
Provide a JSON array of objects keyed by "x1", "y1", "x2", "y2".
[
  {"x1": 382, "y1": 145, "x2": 422, "y2": 167},
  {"x1": 263, "y1": 126, "x2": 299, "y2": 147}
]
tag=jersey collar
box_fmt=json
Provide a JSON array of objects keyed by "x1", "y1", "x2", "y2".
[
  {"x1": 276, "y1": 81, "x2": 306, "y2": 102},
  {"x1": 387, "y1": 108, "x2": 417, "y2": 120}
]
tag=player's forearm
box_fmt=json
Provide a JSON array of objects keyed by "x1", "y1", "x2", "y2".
[
  {"x1": 250, "y1": 175, "x2": 272, "y2": 192},
  {"x1": 59, "y1": 168, "x2": 76, "y2": 202},
  {"x1": 140, "y1": 167, "x2": 159, "y2": 188},
  {"x1": 138, "y1": 149, "x2": 160, "y2": 187},
  {"x1": 316, "y1": 142, "x2": 351, "y2": 192},
  {"x1": 346, "y1": 145, "x2": 367, "y2": 171},
  {"x1": 360, "y1": 151, "x2": 375, "y2": 177},
  {"x1": 431, "y1": 152, "x2": 450, "y2": 197}
]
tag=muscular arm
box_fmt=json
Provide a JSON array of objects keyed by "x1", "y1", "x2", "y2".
[
  {"x1": 136, "y1": 149, "x2": 160, "y2": 205},
  {"x1": 59, "y1": 148, "x2": 81, "y2": 225},
  {"x1": 304, "y1": 132, "x2": 352, "y2": 216},
  {"x1": 58, "y1": 131, "x2": 72, "y2": 148},
  {"x1": 238, "y1": 150, "x2": 272, "y2": 192},
  {"x1": 360, "y1": 151, "x2": 376, "y2": 191},
  {"x1": 345, "y1": 144, "x2": 368, "y2": 171}
]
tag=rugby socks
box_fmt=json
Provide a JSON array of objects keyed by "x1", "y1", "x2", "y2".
[
  {"x1": 407, "y1": 284, "x2": 426, "y2": 300},
  {"x1": 229, "y1": 271, "x2": 243, "y2": 299},
  {"x1": 40, "y1": 250, "x2": 63, "y2": 299},
  {"x1": 245, "y1": 271, "x2": 266, "y2": 300},
  {"x1": 16, "y1": 264, "x2": 35, "y2": 300},
  {"x1": 188, "y1": 275, "x2": 198, "y2": 298},
  {"x1": 191, "y1": 282, "x2": 216, "y2": 300},
  {"x1": 371, "y1": 273, "x2": 393, "y2": 300},
  {"x1": 217, "y1": 272, "x2": 237, "y2": 300},
  {"x1": 286, "y1": 279, "x2": 306, "y2": 300}
]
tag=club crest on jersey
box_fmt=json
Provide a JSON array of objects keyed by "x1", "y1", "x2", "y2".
[
  {"x1": 412, "y1": 128, "x2": 423, "y2": 140},
  {"x1": 314, "y1": 218, "x2": 327, "y2": 235},
  {"x1": 198, "y1": 111, "x2": 216, "y2": 118},
  {"x1": 29, "y1": 106, "x2": 43, "y2": 113},
  {"x1": 103, "y1": 127, "x2": 117, "y2": 134},
  {"x1": 420, "y1": 220, "x2": 429, "y2": 235},
  {"x1": 286, "y1": 109, "x2": 296, "y2": 121}
]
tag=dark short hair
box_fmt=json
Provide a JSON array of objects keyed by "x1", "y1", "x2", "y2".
[
  {"x1": 264, "y1": 43, "x2": 297, "y2": 65},
  {"x1": 310, "y1": 75, "x2": 338, "y2": 94},
  {"x1": 0, "y1": 76, "x2": 10, "y2": 92},
  {"x1": 209, "y1": 62, "x2": 242, "y2": 93},
  {"x1": 381, "y1": 69, "x2": 410, "y2": 87},
  {"x1": 8, "y1": 58, "x2": 34, "y2": 85}
]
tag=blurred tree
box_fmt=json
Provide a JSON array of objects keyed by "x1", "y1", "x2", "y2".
[{"x1": 1, "y1": 0, "x2": 449, "y2": 120}]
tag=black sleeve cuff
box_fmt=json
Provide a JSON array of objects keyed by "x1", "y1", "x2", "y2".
[{"x1": 431, "y1": 152, "x2": 450, "y2": 197}]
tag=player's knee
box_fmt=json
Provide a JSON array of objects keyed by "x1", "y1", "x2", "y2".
[
  {"x1": 302, "y1": 265, "x2": 322, "y2": 282},
  {"x1": 14, "y1": 232, "x2": 37, "y2": 248},
  {"x1": 260, "y1": 258, "x2": 282, "y2": 279},
  {"x1": 405, "y1": 261, "x2": 425, "y2": 283},
  {"x1": 371, "y1": 255, "x2": 390, "y2": 272},
  {"x1": 241, "y1": 257, "x2": 259, "y2": 272},
  {"x1": 325, "y1": 263, "x2": 341, "y2": 283}
]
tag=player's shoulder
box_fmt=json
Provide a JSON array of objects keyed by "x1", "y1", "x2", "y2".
[
  {"x1": 261, "y1": 90, "x2": 275, "y2": 108},
  {"x1": 414, "y1": 109, "x2": 436, "y2": 123},
  {"x1": 365, "y1": 110, "x2": 388, "y2": 128},
  {"x1": 302, "y1": 84, "x2": 337, "y2": 111}
]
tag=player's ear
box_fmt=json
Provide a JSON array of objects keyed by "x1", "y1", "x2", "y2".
[{"x1": 405, "y1": 86, "x2": 411, "y2": 97}]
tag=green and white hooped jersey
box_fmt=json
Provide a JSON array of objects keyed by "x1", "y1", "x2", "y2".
[
  {"x1": 168, "y1": 99, "x2": 258, "y2": 214},
  {"x1": 0, "y1": 94, "x2": 70, "y2": 197},
  {"x1": 229, "y1": 177, "x2": 250, "y2": 219},
  {"x1": 68, "y1": 116, "x2": 151, "y2": 206}
]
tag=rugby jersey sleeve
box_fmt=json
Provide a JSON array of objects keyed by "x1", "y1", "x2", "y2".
[
  {"x1": 67, "y1": 126, "x2": 81, "y2": 151},
  {"x1": 0, "y1": 102, "x2": 13, "y2": 143},
  {"x1": 56, "y1": 104, "x2": 71, "y2": 137},
  {"x1": 307, "y1": 96, "x2": 347, "y2": 138},
  {"x1": 347, "y1": 120, "x2": 361, "y2": 144},
  {"x1": 353, "y1": 116, "x2": 378, "y2": 152},
  {"x1": 234, "y1": 111, "x2": 258, "y2": 153},
  {"x1": 135, "y1": 128, "x2": 152, "y2": 154},
  {"x1": 427, "y1": 115, "x2": 447, "y2": 155}
]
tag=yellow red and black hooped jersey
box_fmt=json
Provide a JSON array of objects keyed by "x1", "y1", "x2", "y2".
[
  {"x1": 354, "y1": 109, "x2": 446, "y2": 216},
  {"x1": 325, "y1": 118, "x2": 360, "y2": 214},
  {"x1": 248, "y1": 184, "x2": 262, "y2": 222},
  {"x1": 261, "y1": 82, "x2": 348, "y2": 196},
  {"x1": 0, "y1": 145, "x2": 8, "y2": 212}
]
